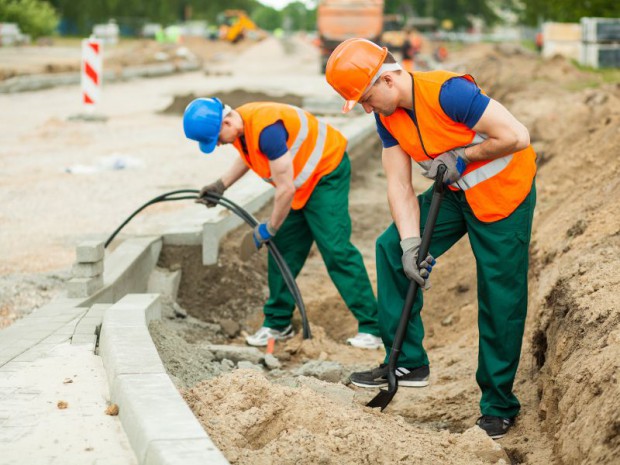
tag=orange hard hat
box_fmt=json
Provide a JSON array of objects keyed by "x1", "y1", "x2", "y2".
[{"x1": 325, "y1": 38, "x2": 388, "y2": 113}]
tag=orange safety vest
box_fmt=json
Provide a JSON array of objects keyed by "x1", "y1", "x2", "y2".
[
  {"x1": 379, "y1": 71, "x2": 537, "y2": 222},
  {"x1": 233, "y1": 102, "x2": 346, "y2": 210}
]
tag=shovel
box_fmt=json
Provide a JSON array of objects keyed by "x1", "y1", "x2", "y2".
[
  {"x1": 240, "y1": 229, "x2": 259, "y2": 261},
  {"x1": 367, "y1": 164, "x2": 446, "y2": 411}
]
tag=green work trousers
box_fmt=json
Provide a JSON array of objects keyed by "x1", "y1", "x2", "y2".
[
  {"x1": 263, "y1": 153, "x2": 379, "y2": 336},
  {"x1": 376, "y1": 181, "x2": 536, "y2": 418}
]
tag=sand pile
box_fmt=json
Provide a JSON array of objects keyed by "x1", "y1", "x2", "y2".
[{"x1": 184, "y1": 370, "x2": 509, "y2": 465}]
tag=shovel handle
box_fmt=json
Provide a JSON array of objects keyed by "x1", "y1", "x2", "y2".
[{"x1": 387, "y1": 165, "x2": 447, "y2": 376}]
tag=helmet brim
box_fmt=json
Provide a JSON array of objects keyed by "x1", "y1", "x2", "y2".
[
  {"x1": 199, "y1": 138, "x2": 218, "y2": 154},
  {"x1": 342, "y1": 100, "x2": 357, "y2": 114}
]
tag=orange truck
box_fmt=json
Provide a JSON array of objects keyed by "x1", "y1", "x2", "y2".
[{"x1": 317, "y1": 0, "x2": 384, "y2": 73}]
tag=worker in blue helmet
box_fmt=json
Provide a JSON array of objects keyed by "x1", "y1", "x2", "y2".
[{"x1": 183, "y1": 97, "x2": 382, "y2": 350}]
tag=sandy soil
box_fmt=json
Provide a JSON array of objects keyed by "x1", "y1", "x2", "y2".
[{"x1": 150, "y1": 44, "x2": 620, "y2": 465}]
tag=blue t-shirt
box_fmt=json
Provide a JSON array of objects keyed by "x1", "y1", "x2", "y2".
[
  {"x1": 258, "y1": 120, "x2": 289, "y2": 160},
  {"x1": 375, "y1": 76, "x2": 490, "y2": 149}
]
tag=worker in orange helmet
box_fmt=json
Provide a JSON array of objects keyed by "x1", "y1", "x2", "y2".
[
  {"x1": 325, "y1": 38, "x2": 537, "y2": 439},
  {"x1": 183, "y1": 98, "x2": 381, "y2": 349}
]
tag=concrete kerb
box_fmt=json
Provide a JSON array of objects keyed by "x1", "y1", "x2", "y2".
[
  {"x1": 0, "y1": 61, "x2": 201, "y2": 94},
  {"x1": 99, "y1": 294, "x2": 229, "y2": 465}
]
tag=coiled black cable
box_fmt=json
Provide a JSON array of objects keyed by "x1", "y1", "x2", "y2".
[{"x1": 104, "y1": 189, "x2": 311, "y2": 339}]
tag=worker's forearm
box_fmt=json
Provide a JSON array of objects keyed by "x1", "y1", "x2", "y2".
[
  {"x1": 221, "y1": 157, "x2": 250, "y2": 188},
  {"x1": 388, "y1": 182, "x2": 420, "y2": 239},
  {"x1": 466, "y1": 99, "x2": 531, "y2": 162},
  {"x1": 269, "y1": 184, "x2": 295, "y2": 230}
]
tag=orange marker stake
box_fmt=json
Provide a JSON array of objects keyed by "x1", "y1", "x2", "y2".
[{"x1": 266, "y1": 337, "x2": 276, "y2": 355}]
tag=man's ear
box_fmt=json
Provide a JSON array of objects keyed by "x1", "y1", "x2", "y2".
[{"x1": 383, "y1": 73, "x2": 395, "y2": 88}]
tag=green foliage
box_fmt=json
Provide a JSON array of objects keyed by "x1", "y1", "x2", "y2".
[
  {"x1": 384, "y1": 0, "x2": 500, "y2": 29},
  {"x1": 520, "y1": 0, "x2": 620, "y2": 25},
  {"x1": 46, "y1": 0, "x2": 319, "y2": 35},
  {"x1": 382, "y1": 0, "x2": 620, "y2": 29},
  {"x1": 281, "y1": 1, "x2": 316, "y2": 31},
  {"x1": 0, "y1": 0, "x2": 59, "y2": 38},
  {"x1": 252, "y1": 5, "x2": 281, "y2": 31}
]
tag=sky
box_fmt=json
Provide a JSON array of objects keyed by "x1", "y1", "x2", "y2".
[{"x1": 257, "y1": 0, "x2": 316, "y2": 10}]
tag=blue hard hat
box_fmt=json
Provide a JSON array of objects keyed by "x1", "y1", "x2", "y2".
[{"x1": 183, "y1": 97, "x2": 224, "y2": 154}]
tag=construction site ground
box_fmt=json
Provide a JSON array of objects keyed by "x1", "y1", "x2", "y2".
[{"x1": 1, "y1": 35, "x2": 619, "y2": 465}]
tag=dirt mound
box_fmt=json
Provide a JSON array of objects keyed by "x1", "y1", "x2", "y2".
[
  {"x1": 184, "y1": 370, "x2": 509, "y2": 465},
  {"x1": 459, "y1": 45, "x2": 620, "y2": 464},
  {"x1": 524, "y1": 83, "x2": 620, "y2": 463}
]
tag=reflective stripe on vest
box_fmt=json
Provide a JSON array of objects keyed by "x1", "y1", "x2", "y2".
[
  {"x1": 454, "y1": 154, "x2": 513, "y2": 190},
  {"x1": 261, "y1": 108, "x2": 327, "y2": 188},
  {"x1": 294, "y1": 121, "x2": 327, "y2": 188}
]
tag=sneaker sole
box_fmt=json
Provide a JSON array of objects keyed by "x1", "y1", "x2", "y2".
[
  {"x1": 346, "y1": 342, "x2": 383, "y2": 350},
  {"x1": 246, "y1": 333, "x2": 295, "y2": 347},
  {"x1": 350, "y1": 379, "x2": 430, "y2": 388}
]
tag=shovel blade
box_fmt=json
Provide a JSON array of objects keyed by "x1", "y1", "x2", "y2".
[
  {"x1": 366, "y1": 388, "x2": 397, "y2": 411},
  {"x1": 366, "y1": 370, "x2": 398, "y2": 411},
  {"x1": 239, "y1": 231, "x2": 258, "y2": 261}
]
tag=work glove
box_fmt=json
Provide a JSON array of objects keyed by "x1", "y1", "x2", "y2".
[
  {"x1": 196, "y1": 178, "x2": 226, "y2": 208},
  {"x1": 252, "y1": 221, "x2": 278, "y2": 249},
  {"x1": 423, "y1": 148, "x2": 470, "y2": 185},
  {"x1": 400, "y1": 237, "x2": 436, "y2": 290}
]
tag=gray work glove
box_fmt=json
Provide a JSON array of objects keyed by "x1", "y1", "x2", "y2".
[
  {"x1": 400, "y1": 237, "x2": 436, "y2": 290},
  {"x1": 423, "y1": 147, "x2": 470, "y2": 185},
  {"x1": 196, "y1": 178, "x2": 226, "y2": 208}
]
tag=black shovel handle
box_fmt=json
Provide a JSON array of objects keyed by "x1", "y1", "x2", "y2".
[{"x1": 367, "y1": 164, "x2": 446, "y2": 410}]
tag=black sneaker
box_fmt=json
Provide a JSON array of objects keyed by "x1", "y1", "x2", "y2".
[
  {"x1": 350, "y1": 363, "x2": 430, "y2": 388},
  {"x1": 476, "y1": 415, "x2": 515, "y2": 439}
]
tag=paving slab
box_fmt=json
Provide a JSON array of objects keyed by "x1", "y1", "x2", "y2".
[{"x1": 0, "y1": 341, "x2": 137, "y2": 465}]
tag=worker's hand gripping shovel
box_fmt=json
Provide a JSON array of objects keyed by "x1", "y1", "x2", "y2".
[{"x1": 367, "y1": 164, "x2": 447, "y2": 411}]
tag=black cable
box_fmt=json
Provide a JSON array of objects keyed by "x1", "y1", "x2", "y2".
[
  {"x1": 203, "y1": 192, "x2": 310, "y2": 339},
  {"x1": 202, "y1": 193, "x2": 309, "y2": 334},
  {"x1": 104, "y1": 190, "x2": 311, "y2": 339}
]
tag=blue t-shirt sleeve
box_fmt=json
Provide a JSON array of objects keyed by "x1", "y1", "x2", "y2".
[
  {"x1": 439, "y1": 77, "x2": 490, "y2": 128},
  {"x1": 374, "y1": 113, "x2": 399, "y2": 148},
  {"x1": 259, "y1": 121, "x2": 289, "y2": 160}
]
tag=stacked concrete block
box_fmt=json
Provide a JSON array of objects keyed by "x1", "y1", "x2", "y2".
[
  {"x1": 147, "y1": 266, "x2": 182, "y2": 301},
  {"x1": 542, "y1": 22, "x2": 582, "y2": 60},
  {"x1": 581, "y1": 17, "x2": 620, "y2": 69},
  {"x1": 67, "y1": 241, "x2": 105, "y2": 298}
]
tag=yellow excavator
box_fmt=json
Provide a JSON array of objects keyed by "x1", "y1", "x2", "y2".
[{"x1": 218, "y1": 10, "x2": 259, "y2": 43}]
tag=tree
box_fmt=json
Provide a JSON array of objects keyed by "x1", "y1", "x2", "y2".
[
  {"x1": 519, "y1": 0, "x2": 620, "y2": 25},
  {"x1": 384, "y1": 0, "x2": 500, "y2": 29},
  {"x1": 282, "y1": 1, "x2": 315, "y2": 31},
  {"x1": 252, "y1": 5, "x2": 281, "y2": 31},
  {"x1": 0, "y1": 0, "x2": 59, "y2": 38}
]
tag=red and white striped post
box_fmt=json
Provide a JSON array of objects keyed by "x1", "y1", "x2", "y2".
[{"x1": 81, "y1": 37, "x2": 103, "y2": 110}]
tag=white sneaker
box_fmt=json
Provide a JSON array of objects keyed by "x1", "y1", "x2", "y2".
[
  {"x1": 346, "y1": 332, "x2": 383, "y2": 349},
  {"x1": 245, "y1": 325, "x2": 294, "y2": 347}
]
